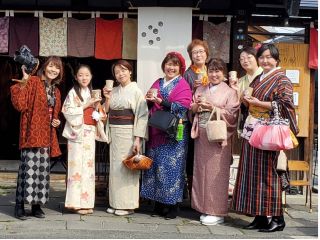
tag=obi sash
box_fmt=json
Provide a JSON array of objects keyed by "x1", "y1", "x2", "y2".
[
  {"x1": 84, "y1": 107, "x2": 96, "y2": 126},
  {"x1": 109, "y1": 109, "x2": 134, "y2": 125}
]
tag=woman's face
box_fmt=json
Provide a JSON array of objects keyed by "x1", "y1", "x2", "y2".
[
  {"x1": 164, "y1": 60, "x2": 180, "y2": 80},
  {"x1": 258, "y1": 49, "x2": 278, "y2": 73},
  {"x1": 207, "y1": 68, "x2": 224, "y2": 85},
  {"x1": 191, "y1": 45, "x2": 207, "y2": 67},
  {"x1": 76, "y1": 67, "x2": 92, "y2": 89},
  {"x1": 239, "y1": 52, "x2": 258, "y2": 72},
  {"x1": 114, "y1": 65, "x2": 131, "y2": 86},
  {"x1": 43, "y1": 61, "x2": 60, "y2": 81}
]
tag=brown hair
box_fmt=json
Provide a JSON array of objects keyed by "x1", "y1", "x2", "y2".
[
  {"x1": 38, "y1": 56, "x2": 64, "y2": 85},
  {"x1": 111, "y1": 60, "x2": 133, "y2": 80},
  {"x1": 187, "y1": 39, "x2": 209, "y2": 62},
  {"x1": 207, "y1": 58, "x2": 227, "y2": 77}
]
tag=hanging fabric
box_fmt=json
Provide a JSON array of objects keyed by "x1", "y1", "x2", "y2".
[
  {"x1": 9, "y1": 17, "x2": 39, "y2": 57},
  {"x1": 95, "y1": 18, "x2": 123, "y2": 60},
  {"x1": 309, "y1": 27, "x2": 318, "y2": 69},
  {"x1": 0, "y1": 17, "x2": 9, "y2": 54},
  {"x1": 122, "y1": 18, "x2": 137, "y2": 60},
  {"x1": 39, "y1": 17, "x2": 67, "y2": 57},
  {"x1": 203, "y1": 21, "x2": 231, "y2": 63},
  {"x1": 67, "y1": 18, "x2": 95, "y2": 57}
]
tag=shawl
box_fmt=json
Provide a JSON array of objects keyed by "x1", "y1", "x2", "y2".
[{"x1": 148, "y1": 76, "x2": 192, "y2": 148}]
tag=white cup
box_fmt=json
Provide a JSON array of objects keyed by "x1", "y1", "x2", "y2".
[
  {"x1": 150, "y1": 88, "x2": 158, "y2": 98},
  {"x1": 105, "y1": 79, "x2": 114, "y2": 91},
  {"x1": 229, "y1": 71, "x2": 237, "y2": 80},
  {"x1": 92, "y1": 89, "x2": 101, "y2": 99}
]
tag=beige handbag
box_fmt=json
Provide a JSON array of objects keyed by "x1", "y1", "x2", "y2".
[
  {"x1": 206, "y1": 107, "x2": 227, "y2": 142},
  {"x1": 276, "y1": 150, "x2": 287, "y2": 171}
]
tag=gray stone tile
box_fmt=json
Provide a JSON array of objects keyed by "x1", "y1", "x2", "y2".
[
  {"x1": 177, "y1": 225, "x2": 211, "y2": 235},
  {"x1": 81, "y1": 215, "x2": 128, "y2": 223},
  {"x1": 207, "y1": 224, "x2": 244, "y2": 236},
  {"x1": 67, "y1": 220, "x2": 104, "y2": 230},
  {"x1": 6, "y1": 220, "x2": 66, "y2": 231},
  {"x1": 129, "y1": 216, "x2": 184, "y2": 225},
  {"x1": 154, "y1": 224, "x2": 179, "y2": 233}
]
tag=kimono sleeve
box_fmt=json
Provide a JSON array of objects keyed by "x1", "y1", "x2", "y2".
[
  {"x1": 133, "y1": 89, "x2": 149, "y2": 139},
  {"x1": 220, "y1": 87, "x2": 240, "y2": 139},
  {"x1": 62, "y1": 89, "x2": 84, "y2": 127}
]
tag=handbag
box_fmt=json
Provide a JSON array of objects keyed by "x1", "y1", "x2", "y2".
[
  {"x1": 206, "y1": 107, "x2": 227, "y2": 142},
  {"x1": 249, "y1": 102, "x2": 293, "y2": 151},
  {"x1": 148, "y1": 110, "x2": 178, "y2": 138},
  {"x1": 277, "y1": 150, "x2": 287, "y2": 171},
  {"x1": 122, "y1": 153, "x2": 153, "y2": 170}
]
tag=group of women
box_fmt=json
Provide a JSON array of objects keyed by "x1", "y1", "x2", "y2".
[{"x1": 11, "y1": 40, "x2": 298, "y2": 232}]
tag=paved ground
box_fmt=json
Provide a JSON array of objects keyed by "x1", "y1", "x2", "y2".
[{"x1": 0, "y1": 172, "x2": 318, "y2": 239}]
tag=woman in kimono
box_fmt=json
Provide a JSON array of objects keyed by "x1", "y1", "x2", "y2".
[
  {"x1": 11, "y1": 56, "x2": 63, "y2": 220},
  {"x1": 183, "y1": 39, "x2": 210, "y2": 200},
  {"x1": 103, "y1": 60, "x2": 148, "y2": 216},
  {"x1": 231, "y1": 43, "x2": 299, "y2": 232},
  {"x1": 190, "y1": 58, "x2": 239, "y2": 225},
  {"x1": 140, "y1": 52, "x2": 192, "y2": 219},
  {"x1": 62, "y1": 64, "x2": 102, "y2": 215}
]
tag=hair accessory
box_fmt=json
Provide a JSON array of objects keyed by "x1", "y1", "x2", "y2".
[
  {"x1": 167, "y1": 51, "x2": 186, "y2": 75},
  {"x1": 254, "y1": 43, "x2": 262, "y2": 51}
]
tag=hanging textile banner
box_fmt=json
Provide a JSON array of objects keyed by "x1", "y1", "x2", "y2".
[
  {"x1": 137, "y1": 7, "x2": 192, "y2": 94},
  {"x1": 203, "y1": 21, "x2": 231, "y2": 63},
  {"x1": 122, "y1": 18, "x2": 138, "y2": 60},
  {"x1": 95, "y1": 18, "x2": 123, "y2": 60},
  {"x1": 0, "y1": 17, "x2": 9, "y2": 53},
  {"x1": 67, "y1": 18, "x2": 95, "y2": 57},
  {"x1": 39, "y1": 17, "x2": 67, "y2": 57},
  {"x1": 9, "y1": 17, "x2": 39, "y2": 57},
  {"x1": 309, "y1": 28, "x2": 318, "y2": 69}
]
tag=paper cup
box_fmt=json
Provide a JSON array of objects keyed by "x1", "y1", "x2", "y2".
[
  {"x1": 243, "y1": 87, "x2": 253, "y2": 97},
  {"x1": 105, "y1": 79, "x2": 114, "y2": 90},
  {"x1": 92, "y1": 89, "x2": 101, "y2": 99},
  {"x1": 229, "y1": 71, "x2": 237, "y2": 80},
  {"x1": 150, "y1": 88, "x2": 158, "y2": 98}
]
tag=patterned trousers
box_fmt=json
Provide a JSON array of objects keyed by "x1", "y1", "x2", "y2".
[{"x1": 15, "y1": 148, "x2": 50, "y2": 205}]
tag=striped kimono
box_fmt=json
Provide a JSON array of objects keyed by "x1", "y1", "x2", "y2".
[{"x1": 231, "y1": 68, "x2": 298, "y2": 216}]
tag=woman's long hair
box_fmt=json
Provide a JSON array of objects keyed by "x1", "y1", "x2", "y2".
[{"x1": 37, "y1": 56, "x2": 64, "y2": 85}]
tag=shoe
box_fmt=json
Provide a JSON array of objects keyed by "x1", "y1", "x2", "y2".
[
  {"x1": 86, "y1": 209, "x2": 93, "y2": 214},
  {"x1": 201, "y1": 215, "x2": 224, "y2": 225},
  {"x1": 151, "y1": 202, "x2": 165, "y2": 217},
  {"x1": 14, "y1": 203, "x2": 28, "y2": 220},
  {"x1": 164, "y1": 204, "x2": 178, "y2": 220},
  {"x1": 114, "y1": 210, "x2": 134, "y2": 216},
  {"x1": 243, "y1": 216, "x2": 269, "y2": 230},
  {"x1": 259, "y1": 216, "x2": 285, "y2": 232},
  {"x1": 106, "y1": 207, "x2": 116, "y2": 214},
  {"x1": 200, "y1": 214, "x2": 207, "y2": 222},
  {"x1": 31, "y1": 204, "x2": 45, "y2": 218}
]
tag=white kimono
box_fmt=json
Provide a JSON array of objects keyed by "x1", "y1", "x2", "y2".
[
  {"x1": 62, "y1": 87, "x2": 96, "y2": 209},
  {"x1": 107, "y1": 82, "x2": 148, "y2": 209}
]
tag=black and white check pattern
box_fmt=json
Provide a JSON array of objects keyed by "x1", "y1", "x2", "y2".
[{"x1": 15, "y1": 148, "x2": 50, "y2": 205}]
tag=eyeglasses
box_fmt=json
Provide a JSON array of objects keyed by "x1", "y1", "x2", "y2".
[
  {"x1": 191, "y1": 49, "x2": 206, "y2": 55},
  {"x1": 239, "y1": 55, "x2": 255, "y2": 62}
]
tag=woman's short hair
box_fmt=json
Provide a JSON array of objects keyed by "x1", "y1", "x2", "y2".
[
  {"x1": 111, "y1": 60, "x2": 133, "y2": 79},
  {"x1": 187, "y1": 39, "x2": 209, "y2": 62},
  {"x1": 206, "y1": 58, "x2": 227, "y2": 77},
  {"x1": 38, "y1": 56, "x2": 64, "y2": 85},
  {"x1": 257, "y1": 43, "x2": 280, "y2": 64}
]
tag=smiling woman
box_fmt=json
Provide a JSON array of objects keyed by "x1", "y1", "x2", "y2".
[{"x1": 10, "y1": 56, "x2": 64, "y2": 220}]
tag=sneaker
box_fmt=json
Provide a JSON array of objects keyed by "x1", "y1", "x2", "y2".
[
  {"x1": 201, "y1": 215, "x2": 224, "y2": 225},
  {"x1": 114, "y1": 210, "x2": 134, "y2": 216},
  {"x1": 106, "y1": 207, "x2": 116, "y2": 214},
  {"x1": 200, "y1": 214, "x2": 207, "y2": 221}
]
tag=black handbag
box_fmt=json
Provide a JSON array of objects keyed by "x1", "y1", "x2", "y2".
[{"x1": 148, "y1": 110, "x2": 178, "y2": 138}]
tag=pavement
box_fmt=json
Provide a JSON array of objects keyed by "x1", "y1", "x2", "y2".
[{"x1": 0, "y1": 172, "x2": 318, "y2": 239}]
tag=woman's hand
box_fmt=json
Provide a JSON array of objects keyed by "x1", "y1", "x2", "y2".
[
  {"x1": 146, "y1": 94, "x2": 162, "y2": 105},
  {"x1": 12, "y1": 65, "x2": 30, "y2": 85},
  {"x1": 51, "y1": 119, "x2": 61, "y2": 128},
  {"x1": 229, "y1": 77, "x2": 239, "y2": 92},
  {"x1": 243, "y1": 96, "x2": 260, "y2": 106},
  {"x1": 103, "y1": 86, "x2": 112, "y2": 101},
  {"x1": 198, "y1": 100, "x2": 214, "y2": 111},
  {"x1": 83, "y1": 97, "x2": 101, "y2": 109},
  {"x1": 193, "y1": 79, "x2": 202, "y2": 90},
  {"x1": 132, "y1": 137, "x2": 141, "y2": 154}
]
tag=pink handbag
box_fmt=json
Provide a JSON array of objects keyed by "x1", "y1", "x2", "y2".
[{"x1": 249, "y1": 102, "x2": 293, "y2": 151}]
